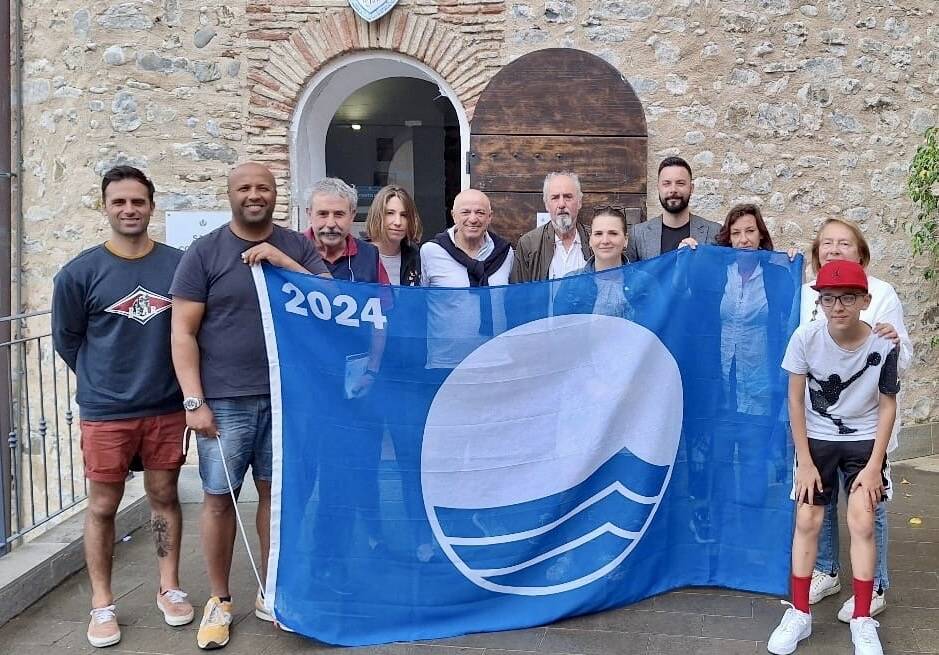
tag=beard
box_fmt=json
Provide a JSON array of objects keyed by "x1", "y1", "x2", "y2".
[
  {"x1": 551, "y1": 212, "x2": 575, "y2": 234},
  {"x1": 236, "y1": 205, "x2": 274, "y2": 224},
  {"x1": 658, "y1": 194, "x2": 690, "y2": 215}
]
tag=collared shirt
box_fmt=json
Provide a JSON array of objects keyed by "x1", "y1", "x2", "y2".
[
  {"x1": 548, "y1": 231, "x2": 587, "y2": 279},
  {"x1": 302, "y1": 230, "x2": 389, "y2": 284},
  {"x1": 719, "y1": 262, "x2": 770, "y2": 416}
]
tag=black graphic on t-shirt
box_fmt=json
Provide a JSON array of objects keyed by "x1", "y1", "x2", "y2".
[{"x1": 807, "y1": 352, "x2": 882, "y2": 435}]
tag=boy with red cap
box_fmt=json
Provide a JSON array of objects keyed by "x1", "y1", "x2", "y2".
[{"x1": 768, "y1": 260, "x2": 899, "y2": 655}]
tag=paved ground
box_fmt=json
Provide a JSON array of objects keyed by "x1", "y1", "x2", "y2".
[{"x1": 1, "y1": 457, "x2": 937, "y2": 655}]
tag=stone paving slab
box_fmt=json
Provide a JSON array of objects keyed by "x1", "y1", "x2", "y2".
[{"x1": 0, "y1": 458, "x2": 936, "y2": 655}]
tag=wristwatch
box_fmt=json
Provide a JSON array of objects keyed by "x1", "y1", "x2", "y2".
[{"x1": 183, "y1": 397, "x2": 205, "y2": 411}]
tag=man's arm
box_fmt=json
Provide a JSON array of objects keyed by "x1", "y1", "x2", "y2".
[
  {"x1": 789, "y1": 373, "x2": 821, "y2": 504},
  {"x1": 852, "y1": 393, "x2": 896, "y2": 511},
  {"x1": 704, "y1": 219, "x2": 722, "y2": 245},
  {"x1": 171, "y1": 297, "x2": 218, "y2": 436},
  {"x1": 420, "y1": 244, "x2": 432, "y2": 287},
  {"x1": 241, "y1": 243, "x2": 322, "y2": 274},
  {"x1": 852, "y1": 347, "x2": 900, "y2": 508},
  {"x1": 874, "y1": 292, "x2": 913, "y2": 375},
  {"x1": 509, "y1": 238, "x2": 530, "y2": 283},
  {"x1": 624, "y1": 228, "x2": 639, "y2": 263},
  {"x1": 51, "y1": 270, "x2": 85, "y2": 373}
]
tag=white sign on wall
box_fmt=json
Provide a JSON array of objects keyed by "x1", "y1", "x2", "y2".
[
  {"x1": 165, "y1": 210, "x2": 231, "y2": 250},
  {"x1": 349, "y1": 0, "x2": 398, "y2": 22}
]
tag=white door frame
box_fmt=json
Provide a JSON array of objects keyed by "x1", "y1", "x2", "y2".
[{"x1": 290, "y1": 51, "x2": 470, "y2": 226}]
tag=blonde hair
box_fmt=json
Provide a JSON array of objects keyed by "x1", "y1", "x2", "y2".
[
  {"x1": 810, "y1": 218, "x2": 871, "y2": 273},
  {"x1": 365, "y1": 185, "x2": 423, "y2": 245}
]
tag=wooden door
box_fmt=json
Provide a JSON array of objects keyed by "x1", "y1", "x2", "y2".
[{"x1": 470, "y1": 48, "x2": 647, "y2": 243}]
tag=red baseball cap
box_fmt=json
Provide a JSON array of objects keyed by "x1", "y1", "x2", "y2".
[{"x1": 812, "y1": 260, "x2": 868, "y2": 292}]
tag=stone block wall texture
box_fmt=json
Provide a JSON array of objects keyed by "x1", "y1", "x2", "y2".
[{"x1": 16, "y1": 0, "x2": 938, "y2": 425}]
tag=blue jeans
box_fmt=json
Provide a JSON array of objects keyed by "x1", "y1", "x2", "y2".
[
  {"x1": 815, "y1": 496, "x2": 889, "y2": 591},
  {"x1": 197, "y1": 395, "x2": 273, "y2": 495}
]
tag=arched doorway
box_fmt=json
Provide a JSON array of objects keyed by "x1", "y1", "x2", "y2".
[
  {"x1": 326, "y1": 77, "x2": 460, "y2": 236},
  {"x1": 470, "y1": 49, "x2": 648, "y2": 242},
  {"x1": 291, "y1": 52, "x2": 470, "y2": 238}
]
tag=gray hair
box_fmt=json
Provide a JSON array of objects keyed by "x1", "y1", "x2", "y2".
[
  {"x1": 307, "y1": 177, "x2": 357, "y2": 213},
  {"x1": 542, "y1": 172, "x2": 583, "y2": 204}
]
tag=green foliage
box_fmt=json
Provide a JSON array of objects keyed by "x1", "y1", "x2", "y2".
[{"x1": 907, "y1": 126, "x2": 939, "y2": 281}]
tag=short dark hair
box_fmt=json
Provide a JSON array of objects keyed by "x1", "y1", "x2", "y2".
[
  {"x1": 716, "y1": 203, "x2": 775, "y2": 251},
  {"x1": 101, "y1": 166, "x2": 155, "y2": 204},
  {"x1": 657, "y1": 156, "x2": 692, "y2": 178}
]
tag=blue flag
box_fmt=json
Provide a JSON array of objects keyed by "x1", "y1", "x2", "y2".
[{"x1": 253, "y1": 245, "x2": 803, "y2": 646}]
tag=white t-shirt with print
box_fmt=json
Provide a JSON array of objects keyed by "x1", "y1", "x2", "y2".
[{"x1": 782, "y1": 320, "x2": 900, "y2": 441}]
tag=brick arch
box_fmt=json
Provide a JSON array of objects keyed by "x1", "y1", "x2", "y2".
[{"x1": 245, "y1": 7, "x2": 493, "y2": 221}]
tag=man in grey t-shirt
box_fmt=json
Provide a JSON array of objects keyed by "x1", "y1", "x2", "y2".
[{"x1": 170, "y1": 162, "x2": 328, "y2": 650}]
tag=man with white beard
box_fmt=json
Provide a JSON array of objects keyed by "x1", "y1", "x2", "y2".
[{"x1": 510, "y1": 172, "x2": 593, "y2": 282}]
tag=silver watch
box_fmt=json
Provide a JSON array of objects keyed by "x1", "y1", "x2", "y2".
[{"x1": 183, "y1": 397, "x2": 205, "y2": 411}]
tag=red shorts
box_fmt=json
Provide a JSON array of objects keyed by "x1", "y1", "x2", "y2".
[{"x1": 80, "y1": 411, "x2": 187, "y2": 483}]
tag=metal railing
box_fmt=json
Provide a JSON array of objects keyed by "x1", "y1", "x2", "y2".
[{"x1": 1, "y1": 310, "x2": 84, "y2": 555}]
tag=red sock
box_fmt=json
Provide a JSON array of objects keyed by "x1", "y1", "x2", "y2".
[
  {"x1": 791, "y1": 574, "x2": 811, "y2": 614},
  {"x1": 853, "y1": 578, "x2": 875, "y2": 618}
]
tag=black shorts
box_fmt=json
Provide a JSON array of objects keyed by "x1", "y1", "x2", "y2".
[{"x1": 800, "y1": 438, "x2": 889, "y2": 506}]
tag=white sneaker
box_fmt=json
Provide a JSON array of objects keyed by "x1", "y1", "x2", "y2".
[
  {"x1": 809, "y1": 569, "x2": 841, "y2": 604},
  {"x1": 838, "y1": 591, "x2": 886, "y2": 623},
  {"x1": 850, "y1": 617, "x2": 884, "y2": 655},
  {"x1": 254, "y1": 590, "x2": 273, "y2": 622},
  {"x1": 767, "y1": 603, "x2": 812, "y2": 655},
  {"x1": 255, "y1": 590, "x2": 295, "y2": 633}
]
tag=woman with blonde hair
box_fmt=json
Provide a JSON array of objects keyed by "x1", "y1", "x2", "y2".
[
  {"x1": 365, "y1": 185, "x2": 423, "y2": 286},
  {"x1": 800, "y1": 217, "x2": 912, "y2": 623}
]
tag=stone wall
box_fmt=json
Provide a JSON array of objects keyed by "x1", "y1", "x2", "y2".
[
  {"x1": 504, "y1": 0, "x2": 938, "y2": 425},
  {"x1": 15, "y1": 0, "x2": 938, "y2": 426}
]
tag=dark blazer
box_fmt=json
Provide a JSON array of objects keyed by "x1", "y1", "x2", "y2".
[
  {"x1": 398, "y1": 240, "x2": 421, "y2": 287},
  {"x1": 362, "y1": 236, "x2": 422, "y2": 286},
  {"x1": 624, "y1": 214, "x2": 721, "y2": 262}
]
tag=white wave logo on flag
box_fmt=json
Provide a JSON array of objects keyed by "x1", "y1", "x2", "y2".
[{"x1": 421, "y1": 315, "x2": 683, "y2": 596}]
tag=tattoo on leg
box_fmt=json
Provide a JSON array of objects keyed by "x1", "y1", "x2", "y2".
[{"x1": 151, "y1": 515, "x2": 171, "y2": 558}]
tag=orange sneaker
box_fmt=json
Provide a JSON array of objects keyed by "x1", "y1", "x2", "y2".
[
  {"x1": 87, "y1": 604, "x2": 121, "y2": 648},
  {"x1": 157, "y1": 588, "x2": 194, "y2": 626},
  {"x1": 197, "y1": 597, "x2": 232, "y2": 650}
]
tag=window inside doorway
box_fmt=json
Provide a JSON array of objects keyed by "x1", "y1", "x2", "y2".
[{"x1": 326, "y1": 77, "x2": 461, "y2": 242}]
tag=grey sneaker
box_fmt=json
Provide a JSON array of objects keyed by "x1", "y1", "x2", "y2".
[
  {"x1": 838, "y1": 591, "x2": 886, "y2": 623},
  {"x1": 809, "y1": 569, "x2": 841, "y2": 604}
]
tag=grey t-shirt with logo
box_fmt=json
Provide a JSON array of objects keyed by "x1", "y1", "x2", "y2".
[{"x1": 170, "y1": 224, "x2": 328, "y2": 399}]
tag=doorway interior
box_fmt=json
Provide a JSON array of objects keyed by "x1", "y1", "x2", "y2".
[
  {"x1": 291, "y1": 53, "x2": 469, "y2": 242},
  {"x1": 326, "y1": 77, "x2": 460, "y2": 240}
]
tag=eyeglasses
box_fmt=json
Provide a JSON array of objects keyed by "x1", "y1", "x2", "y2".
[
  {"x1": 818, "y1": 293, "x2": 860, "y2": 308},
  {"x1": 593, "y1": 204, "x2": 627, "y2": 218}
]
